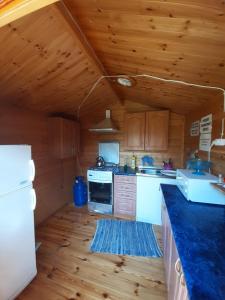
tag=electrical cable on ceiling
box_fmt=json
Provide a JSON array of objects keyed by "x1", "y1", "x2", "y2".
[{"x1": 76, "y1": 74, "x2": 225, "y2": 119}]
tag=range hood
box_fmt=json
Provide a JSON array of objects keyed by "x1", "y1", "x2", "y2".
[{"x1": 89, "y1": 110, "x2": 119, "y2": 133}]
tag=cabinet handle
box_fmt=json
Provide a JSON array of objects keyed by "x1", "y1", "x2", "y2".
[
  {"x1": 29, "y1": 159, "x2": 35, "y2": 181},
  {"x1": 175, "y1": 259, "x2": 181, "y2": 275},
  {"x1": 180, "y1": 273, "x2": 186, "y2": 287},
  {"x1": 31, "y1": 188, "x2": 37, "y2": 211}
]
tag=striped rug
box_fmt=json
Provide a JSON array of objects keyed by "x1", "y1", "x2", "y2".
[{"x1": 90, "y1": 219, "x2": 162, "y2": 257}]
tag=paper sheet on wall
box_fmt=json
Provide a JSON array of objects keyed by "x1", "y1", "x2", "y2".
[
  {"x1": 190, "y1": 120, "x2": 199, "y2": 136},
  {"x1": 199, "y1": 133, "x2": 212, "y2": 151},
  {"x1": 200, "y1": 114, "x2": 212, "y2": 134},
  {"x1": 199, "y1": 114, "x2": 212, "y2": 151}
]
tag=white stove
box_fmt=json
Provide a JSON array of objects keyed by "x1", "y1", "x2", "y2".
[
  {"x1": 87, "y1": 141, "x2": 120, "y2": 214},
  {"x1": 88, "y1": 169, "x2": 113, "y2": 183},
  {"x1": 87, "y1": 168, "x2": 114, "y2": 214}
]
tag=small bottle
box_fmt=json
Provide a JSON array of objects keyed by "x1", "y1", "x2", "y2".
[
  {"x1": 131, "y1": 153, "x2": 136, "y2": 169},
  {"x1": 218, "y1": 174, "x2": 223, "y2": 184},
  {"x1": 124, "y1": 156, "x2": 128, "y2": 173}
]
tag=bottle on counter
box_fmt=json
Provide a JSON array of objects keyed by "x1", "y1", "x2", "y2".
[{"x1": 131, "y1": 153, "x2": 137, "y2": 170}]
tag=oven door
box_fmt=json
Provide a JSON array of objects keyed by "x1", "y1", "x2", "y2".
[{"x1": 88, "y1": 181, "x2": 112, "y2": 205}]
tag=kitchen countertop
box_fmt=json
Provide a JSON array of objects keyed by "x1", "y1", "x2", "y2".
[
  {"x1": 136, "y1": 172, "x2": 176, "y2": 179},
  {"x1": 113, "y1": 166, "x2": 136, "y2": 176},
  {"x1": 114, "y1": 167, "x2": 176, "y2": 178},
  {"x1": 88, "y1": 166, "x2": 136, "y2": 175},
  {"x1": 161, "y1": 184, "x2": 225, "y2": 300},
  {"x1": 89, "y1": 165, "x2": 177, "y2": 178}
]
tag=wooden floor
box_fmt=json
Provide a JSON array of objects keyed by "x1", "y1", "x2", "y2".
[{"x1": 17, "y1": 204, "x2": 167, "y2": 300}]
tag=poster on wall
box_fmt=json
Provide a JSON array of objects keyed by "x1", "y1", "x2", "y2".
[
  {"x1": 200, "y1": 114, "x2": 212, "y2": 134},
  {"x1": 199, "y1": 133, "x2": 212, "y2": 151},
  {"x1": 199, "y1": 114, "x2": 212, "y2": 151},
  {"x1": 190, "y1": 120, "x2": 200, "y2": 136}
]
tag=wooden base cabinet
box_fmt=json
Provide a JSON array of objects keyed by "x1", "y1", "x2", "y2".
[
  {"x1": 162, "y1": 200, "x2": 189, "y2": 300},
  {"x1": 114, "y1": 175, "x2": 136, "y2": 217}
]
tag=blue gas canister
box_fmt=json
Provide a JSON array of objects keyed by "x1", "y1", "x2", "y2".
[{"x1": 73, "y1": 176, "x2": 87, "y2": 207}]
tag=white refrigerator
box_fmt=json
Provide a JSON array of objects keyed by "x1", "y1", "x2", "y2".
[{"x1": 0, "y1": 145, "x2": 37, "y2": 300}]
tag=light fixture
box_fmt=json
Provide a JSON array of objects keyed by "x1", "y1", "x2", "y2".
[{"x1": 116, "y1": 77, "x2": 133, "y2": 87}]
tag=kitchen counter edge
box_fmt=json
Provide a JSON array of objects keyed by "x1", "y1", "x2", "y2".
[{"x1": 160, "y1": 184, "x2": 225, "y2": 300}]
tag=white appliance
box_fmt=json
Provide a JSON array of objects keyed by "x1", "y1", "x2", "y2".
[
  {"x1": 87, "y1": 169, "x2": 114, "y2": 214},
  {"x1": 136, "y1": 174, "x2": 177, "y2": 225},
  {"x1": 0, "y1": 145, "x2": 37, "y2": 300},
  {"x1": 176, "y1": 169, "x2": 225, "y2": 205}
]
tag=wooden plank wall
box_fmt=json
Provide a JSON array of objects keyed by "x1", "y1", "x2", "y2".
[
  {"x1": 0, "y1": 105, "x2": 77, "y2": 225},
  {"x1": 184, "y1": 98, "x2": 225, "y2": 175},
  {"x1": 79, "y1": 102, "x2": 185, "y2": 176}
]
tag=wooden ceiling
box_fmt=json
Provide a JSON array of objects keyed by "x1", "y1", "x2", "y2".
[
  {"x1": 0, "y1": 2, "x2": 119, "y2": 116},
  {"x1": 0, "y1": 0, "x2": 224, "y2": 115},
  {"x1": 64, "y1": 0, "x2": 225, "y2": 114}
]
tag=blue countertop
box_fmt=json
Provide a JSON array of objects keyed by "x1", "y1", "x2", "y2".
[{"x1": 161, "y1": 184, "x2": 225, "y2": 300}]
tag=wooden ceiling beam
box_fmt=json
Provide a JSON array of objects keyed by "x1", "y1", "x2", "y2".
[
  {"x1": 57, "y1": 0, "x2": 124, "y2": 106},
  {"x1": 0, "y1": 0, "x2": 59, "y2": 28}
]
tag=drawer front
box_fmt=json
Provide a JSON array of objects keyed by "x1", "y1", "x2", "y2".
[
  {"x1": 115, "y1": 183, "x2": 136, "y2": 194},
  {"x1": 114, "y1": 175, "x2": 136, "y2": 185},
  {"x1": 114, "y1": 208, "x2": 135, "y2": 216},
  {"x1": 114, "y1": 191, "x2": 136, "y2": 201},
  {"x1": 114, "y1": 195, "x2": 136, "y2": 209},
  {"x1": 114, "y1": 200, "x2": 136, "y2": 216}
]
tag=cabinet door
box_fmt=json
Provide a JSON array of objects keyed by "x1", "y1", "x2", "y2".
[
  {"x1": 74, "y1": 122, "x2": 80, "y2": 154},
  {"x1": 161, "y1": 199, "x2": 172, "y2": 288},
  {"x1": 124, "y1": 112, "x2": 145, "y2": 150},
  {"x1": 48, "y1": 117, "x2": 79, "y2": 159},
  {"x1": 177, "y1": 273, "x2": 189, "y2": 300},
  {"x1": 145, "y1": 111, "x2": 169, "y2": 151},
  {"x1": 0, "y1": 187, "x2": 37, "y2": 300},
  {"x1": 162, "y1": 198, "x2": 189, "y2": 300},
  {"x1": 48, "y1": 118, "x2": 63, "y2": 158},
  {"x1": 62, "y1": 119, "x2": 74, "y2": 158},
  {"x1": 169, "y1": 236, "x2": 181, "y2": 300},
  {"x1": 137, "y1": 176, "x2": 161, "y2": 224}
]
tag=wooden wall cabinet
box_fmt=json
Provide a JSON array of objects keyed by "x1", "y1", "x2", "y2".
[
  {"x1": 124, "y1": 110, "x2": 169, "y2": 151},
  {"x1": 48, "y1": 117, "x2": 80, "y2": 159},
  {"x1": 114, "y1": 175, "x2": 136, "y2": 217},
  {"x1": 162, "y1": 200, "x2": 189, "y2": 300},
  {"x1": 124, "y1": 112, "x2": 145, "y2": 150}
]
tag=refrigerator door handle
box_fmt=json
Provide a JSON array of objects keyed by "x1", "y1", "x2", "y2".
[
  {"x1": 31, "y1": 189, "x2": 37, "y2": 210},
  {"x1": 29, "y1": 160, "x2": 35, "y2": 182}
]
